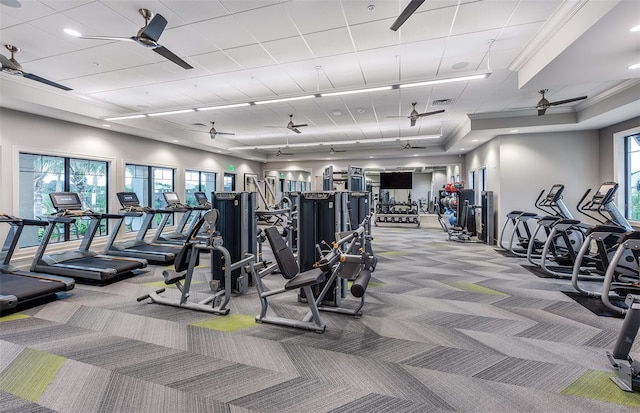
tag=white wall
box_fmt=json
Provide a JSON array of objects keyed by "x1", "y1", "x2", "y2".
[
  {"x1": 411, "y1": 172, "x2": 432, "y2": 204},
  {"x1": 0, "y1": 108, "x2": 262, "y2": 242}
]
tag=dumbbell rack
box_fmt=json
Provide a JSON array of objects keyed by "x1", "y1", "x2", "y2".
[{"x1": 374, "y1": 202, "x2": 420, "y2": 228}]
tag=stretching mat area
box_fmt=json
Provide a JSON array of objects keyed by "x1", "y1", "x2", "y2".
[{"x1": 1, "y1": 225, "x2": 639, "y2": 412}]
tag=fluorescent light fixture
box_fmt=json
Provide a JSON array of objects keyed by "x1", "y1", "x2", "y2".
[
  {"x1": 104, "y1": 114, "x2": 147, "y2": 121},
  {"x1": 400, "y1": 72, "x2": 491, "y2": 89},
  {"x1": 631, "y1": 24, "x2": 640, "y2": 32},
  {"x1": 321, "y1": 86, "x2": 392, "y2": 97},
  {"x1": 197, "y1": 103, "x2": 250, "y2": 111},
  {"x1": 255, "y1": 95, "x2": 315, "y2": 105},
  {"x1": 228, "y1": 134, "x2": 441, "y2": 150},
  {"x1": 148, "y1": 109, "x2": 194, "y2": 117},
  {"x1": 629, "y1": 63, "x2": 640, "y2": 70},
  {"x1": 64, "y1": 28, "x2": 82, "y2": 37}
]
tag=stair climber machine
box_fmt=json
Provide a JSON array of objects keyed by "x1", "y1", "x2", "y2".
[
  {"x1": 499, "y1": 189, "x2": 547, "y2": 256},
  {"x1": 606, "y1": 294, "x2": 640, "y2": 392},
  {"x1": 103, "y1": 192, "x2": 182, "y2": 265},
  {"x1": 0, "y1": 214, "x2": 75, "y2": 312},
  {"x1": 31, "y1": 192, "x2": 147, "y2": 281},
  {"x1": 211, "y1": 191, "x2": 257, "y2": 295},
  {"x1": 571, "y1": 183, "x2": 639, "y2": 311},
  {"x1": 137, "y1": 209, "x2": 257, "y2": 315},
  {"x1": 527, "y1": 185, "x2": 590, "y2": 277}
]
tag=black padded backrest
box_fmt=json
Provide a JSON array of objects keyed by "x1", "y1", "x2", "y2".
[{"x1": 264, "y1": 226, "x2": 299, "y2": 279}]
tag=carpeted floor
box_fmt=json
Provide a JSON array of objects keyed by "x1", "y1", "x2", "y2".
[{"x1": 1, "y1": 225, "x2": 640, "y2": 412}]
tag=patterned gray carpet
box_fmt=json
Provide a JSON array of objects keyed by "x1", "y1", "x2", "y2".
[{"x1": 1, "y1": 224, "x2": 640, "y2": 412}]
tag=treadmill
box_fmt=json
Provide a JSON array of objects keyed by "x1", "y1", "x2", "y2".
[
  {"x1": 30, "y1": 192, "x2": 147, "y2": 281},
  {"x1": 103, "y1": 192, "x2": 181, "y2": 264},
  {"x1": 152, "y1": 192, "x2": 209, "y2": 245},
  {"x1": 0, "y1": 214, "x2": 75, "y2": 311}
]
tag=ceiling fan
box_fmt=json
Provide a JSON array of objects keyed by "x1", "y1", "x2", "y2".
[
  {"x1": 209, "y1": 122, "x2": 235, "y2": 139},
  {"x1": 266, "y1": 114, "x2": 308, "y2": 134},
  {"x1": 535, "y1": 89, "x2": 587, "y2": 116},
  {"x1": 276, "y1": 148, "x2": 293, "y2": 156},
  {"x1": 401, "y1": 142, "x2": 426, "y2": 150},
  {"x1": 329, "y1": 146, "x2": 346, "y2": 155},
  {"x1": 388, "y1": 102, "x2": 445, "y2": 127},
  {"x1": 66, "y1": 8, "x2": 193, "y2": 70},
  {"x1": 0, "y1": 45, "x2": 72, "y2": 91},
  {"x1": 390, "y1": 0, "x2": 425, "y2": 31}
]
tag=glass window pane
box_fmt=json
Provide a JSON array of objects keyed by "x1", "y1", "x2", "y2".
[{"x1": 626, "y1": 135, "x2": 640, "y2": 220}]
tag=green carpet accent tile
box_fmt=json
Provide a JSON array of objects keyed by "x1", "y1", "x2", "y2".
[
  {"x1": 561, "y1": 370, "x2": 640, "y2": 407},
  {"x1": 190, "y1": 313, "x2": 258, "y2": 332},
  {"x1": 0, "y1": 313, "x2": 30, "y2": 323},
  {"x1": 445, "y1": 281, "x2": 508, "y2": 296},
  {"x1": 380, "y1": 251, "x2": 408, "y2": 256},
  {"x1": 0, "y1": 348, "x2": 65, "y2": 402}
]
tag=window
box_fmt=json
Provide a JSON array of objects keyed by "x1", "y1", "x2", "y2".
[
  {"x1": 185, "y1": 170, "x2": 216, "y2": 206},
  {"x1": 223, "y1": 173, "x2": 235, "y2": 191},
  {"x1": 625, "y1": 134, "x2": 640, "y2": 220},
  {"x1": 124, "y1": 164, "x2": 175, "y2": 231},
  {"x1": 18, "y1": 153, "x2": 108, "y2": 247},
  {"x1": 478, "y1": 167, "x2": 487, "y2": 194}
]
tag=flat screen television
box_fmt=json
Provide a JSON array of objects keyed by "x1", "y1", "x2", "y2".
[{"x1": 380, "y1": 172, "x2": 412, "y2": 189}]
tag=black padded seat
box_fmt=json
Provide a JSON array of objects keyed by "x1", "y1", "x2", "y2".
[{"x1": 284, "y1": 271, "x2": 327, "y2": 290}]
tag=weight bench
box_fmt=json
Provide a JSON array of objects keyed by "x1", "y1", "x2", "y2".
[{"x1": 254, "y1": 226, "x2": 328, "y2": 333}]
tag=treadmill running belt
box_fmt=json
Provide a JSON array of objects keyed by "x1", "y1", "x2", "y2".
[
  {"x1": 62, "y1": 257, "x2": 143, "y2": 272},
  {"x1": 0, "y1": 273, "x2": 65, "y2": 303}
]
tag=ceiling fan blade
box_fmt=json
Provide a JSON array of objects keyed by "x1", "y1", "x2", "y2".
[
  {"x1": 140, "y1": 13, "x2": 167, "y2": 42},
  {"x1": 417, "y1": 109, "x2": 445, "y2": 117},
  {"x1": 537, "y1": 107, "x2": 547, "y2": 116},
  {"x1": 78, "y1": 35, "x2": 137, "y2": 42},
  {"x1": 216, "y1": 131, "x2": 235, "y2": 136},
  {"x1": 549, "y1": 96, "x2": 587, "y2": 106},
  {"x1": 23, "y1": 72, "x2": 72, "y2": 91},
  {"x1": 0, "y1": 53, "x2": 14, "y2": 68},
  {"x1": 291, "y1": 128, "x2": 302, "y2": 134},
  {"x1": 390, "y1": 0, "x2": 425, "y2": 31},
  {"x1": 410, "y1": 118, "x2": 416, "y2": 127},
  {"x1": 291, "y1": 123, "x2": 308, "y2": 128},
  {"x1": 153, "y1": 46, "x2": 193, "y2": 69}
]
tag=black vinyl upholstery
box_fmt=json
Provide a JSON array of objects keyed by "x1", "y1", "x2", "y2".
[{"x1": 264, "y1": 226, "x2": 299, "y2": 280}]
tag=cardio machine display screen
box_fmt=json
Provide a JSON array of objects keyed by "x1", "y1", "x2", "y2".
[
  {"x1": 194, "y1": 192, "x2": 208, "y2": 204},
  {"x1": 163, "y1": 192, "x2": 180, "y2": 204},
  {"x1": 596, "y1": 184, "x2": 616, "y2": 197},
  {"x1": 117, "y1": 192, "x2": 140, "y2": 207},
  {"x1": 545, "y1": 184, "x2": 564, "y2": 201},
  {"x1": 50, "y1": 192, "x2": 82, "y2": 209}
]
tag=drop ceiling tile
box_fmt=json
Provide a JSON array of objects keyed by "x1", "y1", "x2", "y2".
[
  {"x1": 398, "y1": 40, "x2": 446, "y2": 81},
  {"x1": 0, "y1": 0, "x2": 57, "y2": 20},
  {"x1": 439, "y1": 30, "x2": 500, "y2": 73},
  {"x1": 163, "y1": 0, "x2": 229, "y2": 23},
  {"x1": 398, "y1": 6, "x2": 457, "y2": 43},
  {"x1": 357, "y1": 46, "x2": 401, "y2": 85},
  {"x1": 188, "y1": 51, "x2": 243, "y2": 75},
  {"x1": 0, "y1": 22, "x2": 73, "y2": 58},
  {"x1": 224, "y1": 44, "x2": 277, "y2": 69},
  {"x1": 62, "y1": 1, "x2": 140, "y2": 37},
  {"x1": 248, "y1": 66, "x2": 306, "y2": 96},
  {"x1": 278, "y1": 60, "x2": 326, "y2": 92},
  {"x1": 451, "y1": 0, "x2": 519, "y2": 36},
  {"x1": 508, "y1": 0, "x2": 563, "y2": 26},
  {"x1": 234, "y1": 4, "x2": 300, "y2": 42},
  {"x1": 219, "y1": 0, "x2": 281, "y2": 14},
  {"x1": 350, "y1": 18, "x2": 400, "y2": 51},
  {"x1": 261, "y1": 36, "x2": 314, "y2": 64},
  {"x1": 216, "y1": 72, "x2": 275, "y2": 100},
  {"x1": 191, "y1": 15, "x2": 256, "y2": 49},
  {"x1": 341, "y1": 1, "x2": 399, "y2": 25},
  {"x1": 155, "y1": 24, "x2": 216, "y2": 57},
  {"x1": 280, "y1": 1, "x2": 345, "y2": 34},
  {"x1": 39, "y1": 1, "x2": 90, "y2": 12},
  {"x1": 317, "y1": 53, "x2": 364, "y2": 89},
  {"x1": 303, "y1": 27, "x2": 354, "y2": 58},
  {"x1": 99, "y1": 0, "x2": 188, "y2": 27}
]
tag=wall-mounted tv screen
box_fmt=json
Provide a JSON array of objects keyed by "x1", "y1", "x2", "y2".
[{"x1": 380, "y1": 172, "x2": 412, "y2": 189}]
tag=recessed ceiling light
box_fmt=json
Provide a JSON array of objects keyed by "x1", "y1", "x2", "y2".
[
  {"x1": 356, "y1": 107, "x2": 366, "y2": 114},
  {"x1": 472, "y1": 139, "x2": 478, "y2": 142},
  {"x1": 369, "y1": 156, "x2": 374, "y2": 158},
  {"x1": 460, "y1": 148, "x2": 465, "y2": 150},
  {"x1": 102, "y1": 124, "x2": 111, "y2": 127},
  {"x1": 332, "y1": 110, "x2": 342, "y2": 116},
  {"x1": 172, "y1": 139, "x2": 179, "y2": 143},
  {"x1": 629, "y1": 63, "x2": 640, "y2": 70},
  {"x1": 451, "y1": 61, "x2": 469, "y2": 70},
  {"x1": 631, "y1": 24, "x2": 640, "y2": 32},
  {"x1": 510, "y1": 129, "x2": 519, "y2": 133},
  {"x1": 413, "y1": 154, "x2": 418, "y2": 157},
  {"x1": 63, "y1": 28, "x2": 81, "y2": 37}
]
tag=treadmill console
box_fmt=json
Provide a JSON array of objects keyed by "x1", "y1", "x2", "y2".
[
  {"x1": 117, "y1": 192, "x2": 141, "y2": 208},
  {"x1": 194, "y1": 191, "x2": 211, "y2": 206},
  {"x1": 214, "y1": 192, "x2": 239, "y2": 200},
  {"x1": 544, "y1": 184, "x2": 564, "y2": 203},
  {"x1": 163, "y1": 191, "x2": 187, "y2": 208},
  {"x1": 302, "y1": 192, "x2": 333, "y2": 200},
  {"x1": 50, "y1": 192, "x2": 84, "y2": 214}
]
